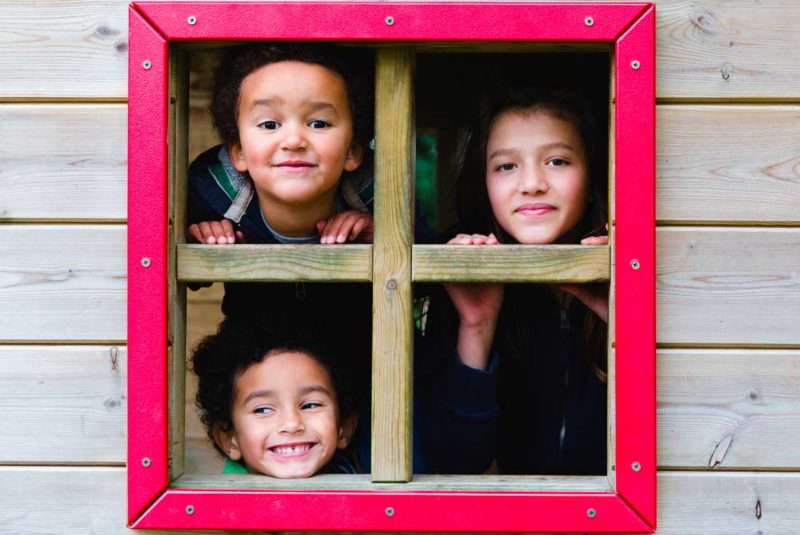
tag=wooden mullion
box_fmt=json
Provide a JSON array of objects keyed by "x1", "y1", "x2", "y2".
[
  {"x1": 177, "y1": 244, "x2": 372, "y2": 282},
  {"x1": 167, "y1": 45, "x2": 189, "y2": 481},
  {"x1": 371, "y1": 48, "x2": 414, "y2": 482},
  {"x1": 413, "y1": 244, "x2": 609, "y2": 283}
]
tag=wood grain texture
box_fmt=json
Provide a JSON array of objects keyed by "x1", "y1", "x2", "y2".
[
  {"x1": 657, "y1": 106, "x2": 800, "y2": 223},
  {"x1": 0, "y1": 104, "x2": 127, "y2": 221},
  {"x1": 177, "y1": 244, "x2": 372, "y2": 282},
  {"x1": 412, "y1": 244, "x2": 609, "y2": 282},
  {"x1": 657, "y1": 227, "x2": 800, "y2": 346},
  {"x1": 173, "y1": 473, "x2": 609, "y2": 492},
  {"x1": 3, "y1": 468, "x2": 800, "y2": 534},
  {"x1": 658, "y1": 349, "x2": 800, "y2": 470},
  {"x1": 0, "y1": 346, "x2": 126, "y2": 463},
  {"x1": 655, "y1": 0, "x2": 800, "y2": 100},
  {"x1": 371, "y1": 49, "x2": 414, "y2": 482},
  {"x1": 0, "y1": 225, "x2": 126, "y2": 342},
  {"x1": 0, "y1": 1, "x2": 128, "y2": 99}
]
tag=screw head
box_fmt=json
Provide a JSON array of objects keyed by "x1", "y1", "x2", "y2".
[
  {"x1": 587, "y1": 508, "x2": 597, "y2": 518},
  {"x1": 385, "y1": 16, "x2": 395, "y2": 26},
  {"x1": 187, "y1": 15, "x2": 197, "y2": 25},
  {"x1": 386, "y1": 279, "x2": 398, "y2": 290},
  {"x1": 385, "y1": 507, "x2": 395, "y2": 517},
  {"x1": 141, "y1": 257, "x2": 151, "y2": 268},
  {"x1": 142, "y1": 60, "x2": 152, "y2": 70},
  {"x1": 630, "y1": 259, "x2": 640, "y2": 270},
  {"x1": 631, "y1": 60, "x2": 641, "y2": 70},
  {"x1": 141, "y1": 457, "x2": 151, "y2": 467},
  {"x1": 584, "y1": 16, "x2": 594, "y2": 26},
  {"x1": 185, "y1": 505, "x2": 195, "y2": 515},
  {"x1": 632, "y1": 461, "x2": 642, "y2": 472}
]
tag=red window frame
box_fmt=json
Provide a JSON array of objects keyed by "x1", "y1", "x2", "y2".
[{"x1": 128, "y1": 2, "x2": 655, "y2": 531}]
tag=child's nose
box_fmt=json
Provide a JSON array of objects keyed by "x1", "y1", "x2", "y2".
[
  {"x1": 518, "y1": 166, "x2": 548, "y2": 194},
  {"x1": 278, "y1": 409, "x2": 305, "y2": 434},
  {"x1": 280, "y1": 123, "x2": 307, "y2": 151}
]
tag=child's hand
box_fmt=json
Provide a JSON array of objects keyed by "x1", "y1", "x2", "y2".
[
  {"x1": 558, "y1": 228, "x2": 609, "y2": 322},
  {"x1": 188, "y1": 219, "x2": 245, "y2": 244},
  {"x1": 316, "y1": 211, "x2": 374, "y2": 244},
  {"x1": 444, "y1": 233, "x2": 504, "y2": 370}
]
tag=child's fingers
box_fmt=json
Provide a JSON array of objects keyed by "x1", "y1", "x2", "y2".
[
  {"x1": 196, "y1": 222, "x2": 217, "y2": 244},
  {"x1": 580, "y1": 235, "x2": 608, "y2": 246},
  {"x1": 447, "y1": 234, "x2": 474, "y2": 245},
  {"x1": 334, "y1": 213, "x2": 361, "y2": 243},
  {"x1": 317, "y1": 218, "x2": 336, "y2": 244},
  {"x1": 220, "y1": 219, "x2": 236, "y2": 244},
  {"x1": 234, "y1": 230, "x2": 246, "y2": 243},
  {"x1": 208, "y1": 221, "x2": 231, "y2": 244},
  {"x1": 324, "y1": 214, "x2": 350, "y2": 244},
  {"x1": 187, "y1": 224, "x2": 204, "y2": 243},
  {"x1": 349, "y1": 216, "x2": 368, "y2": 240}
]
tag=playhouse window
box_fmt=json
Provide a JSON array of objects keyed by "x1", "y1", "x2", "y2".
[{"x1": 128, "y1": 2, "x2": 655, "y2": 532}]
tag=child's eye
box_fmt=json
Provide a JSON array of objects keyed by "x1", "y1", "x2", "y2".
[
  {"x1": 546, "y1": 158, "x2": 569, "y2": 167},
  {"x1": 308, "y1": 119, "x2": 331, "y2": 129},
  {"x1": 301, "y1": 401, "x2": 323, "y2": 410},
  {"x1": 495, "y1": 163, "x2": 516, "y2": 172},
  {"x1": 253, "y1": 406, "x2": 274, "y2": 414},
  {"x1": 258, "y1": 120, "x2": 280, "y2": 130}
]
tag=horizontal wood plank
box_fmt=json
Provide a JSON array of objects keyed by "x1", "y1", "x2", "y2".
[
  {"x1": 658, "y1": 349, "x2": 800, "y2": 470},
  {"x1": 177, "y1": 244, "x2": 372, "y2": 282},
  {"x1": 0, "y1": 346, "x2": 126, "y2": 464},
  {"x1": 3, "y1": 468, "x2": 800, "y2": 533},
  {"x1": 0, "y1": 225, "x2": 126, "y2": 342},
  {"x1": 413, "y1": 244, "x2": 609, "y2": 282},
  {"x1": 657, "y1": 227, "x2": 800, "y2": 346},
  {"x1": 0, "y1": 104, "x2": 127, "y2": 221},
  {"x1": 657, "y1": 105, "x2": 800, "y2": 224},
  {"x1": 0, "y1": 1, "x2": 128, "y2": 99},
  {"x1": 174, "y1": 473, "x2": 610, "y2": 492}
]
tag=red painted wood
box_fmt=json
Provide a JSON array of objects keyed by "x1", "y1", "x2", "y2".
[
  {"x1": 127, "y1": 6, "x2": 170, "y2": 525},
  {"x1": 614, "y1": 5, "x2": 657, "y2": 530},
  {"x1": 127, "y1": 2, "x2": 656, "y2": 531},
  {"x1": 134, "y1": 490, "x2": 652, "y2": 532},
  {"x1": 135, "y1": 2, "x2": 648, "y2": 42}
]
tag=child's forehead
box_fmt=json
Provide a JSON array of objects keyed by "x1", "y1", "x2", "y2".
[
  {"x1": 243, "y1": 61, "x2": 346, "y2": 94},
  {"x1": 235, "y1": 349, "x2": 335, "y2": 393}
]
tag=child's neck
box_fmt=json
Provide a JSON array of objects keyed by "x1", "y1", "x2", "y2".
[{"x1": 258, "y1": 193, "x2": 336, "y2": 238}]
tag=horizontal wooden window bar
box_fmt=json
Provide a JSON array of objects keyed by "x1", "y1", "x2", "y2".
[
  {"x1": 177, "y1": 244, "x2": 373, "y2": 282},
  {"x1": 413, "y1": 244, "x2": 610, "y2": 283},
  {"x1": 172, "y1": 474, "x2": 611, "y2": 493}
]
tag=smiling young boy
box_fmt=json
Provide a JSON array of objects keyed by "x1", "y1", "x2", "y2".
[
  {"x1": 188, "y1": 43, "x2": 375, "y2": 246},
  {"x1": 192, "y1": 318, "x2": 359, "y2": 477}
]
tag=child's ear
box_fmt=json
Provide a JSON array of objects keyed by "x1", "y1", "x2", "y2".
[
  {"x1": 212, "y1": 423, "x2": 243, "y2": 461},
  {"x1": 229, "y1": 142, "x2": 249, "y2": 173},
  {"x1": 343, "y1": 142, "x2": 364, "y2": 172},
  {"x1": 337, "y1": 413, "x2": 358, "y2": 449}
]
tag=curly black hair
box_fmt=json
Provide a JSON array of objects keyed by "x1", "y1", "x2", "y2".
[
  {"x1": 191, "y1": 317, "x2": 358, "y2": 458},
  {"x1": 210, "y1": 42, "x2": 375, "y2": 147}
]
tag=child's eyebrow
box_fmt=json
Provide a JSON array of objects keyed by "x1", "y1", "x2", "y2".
[
  {"x1": 241, "y1": 385, "x2": 333, "y2": 405},
  {"x1": 249, "y1": 99, "x2": 339, "y2": 117}
]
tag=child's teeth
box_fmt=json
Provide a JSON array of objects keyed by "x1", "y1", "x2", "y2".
[{"x1": 275, "y1": 444, "x2": 309, "y2": 454}]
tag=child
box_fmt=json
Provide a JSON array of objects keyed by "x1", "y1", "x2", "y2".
[
  {"x1": 192, "y1": 318, "x2": 359, "y2": 477},
  {"x1": 438, "y1": 87, "x2": 609, "y2": 475},
  {"x1": 188, "y1": 42, "x2": 375, "y2": 247}
]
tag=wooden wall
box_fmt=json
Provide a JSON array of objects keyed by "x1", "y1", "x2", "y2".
[{"x1": 1, "y1": 0, "x2": 799, "y2": 533}]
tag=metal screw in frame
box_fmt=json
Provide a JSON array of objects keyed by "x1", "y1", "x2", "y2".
[
  {"x1": 584, "y1": 16, "x2": 594, "y2": 26},
  {"x1": 185, "y1": 505, "x2": 195, "y2": 515},
  {"x1": 385, "y1": 16, "x2": 395, "y2": 26},
  {"x1": 632, "y1": 461, "x2": 642, "y2": 472},
  {"x1": 630, "y1": 259, "x2": 640, "y2": 270},
  {"x1": 386, "y1": 279, "x2": 398, "y2": 290},
  {"x1": 385, "y1": 507, "x2": 395, "y2": 517},
  {"x1": 587, "y1": 508, "x2": 597, "y2": 518},
  {"x1": 141, "y1": 457, "x2": 151, "y2": 467},
  {"x1": 631, "y1": 60, "x2": 641, "y2": 70},
  {"x1": 141, "y1": 257, "x2": 151, "y2": 268},
  {"x1": 142, "y1": 60, "x2": 152, "y2": 70},
  {"x1": 187, "y1": 15, "x2": 197, "y2": 25}
]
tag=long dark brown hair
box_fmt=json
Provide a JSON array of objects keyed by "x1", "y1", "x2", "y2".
[{"x1": 454, "y1": 86, "x2": 608, "y2": 379}]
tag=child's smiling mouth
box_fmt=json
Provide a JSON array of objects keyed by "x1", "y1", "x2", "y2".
[
  {"x1": 274, "y1": 160, "x2": 316, "y2": 170},
  {"x1": 514, "y1": 203, "x2": 556, "y2": 216},
  {"x1": 269, "y1": 442, "x2": 316, "y2": 457}
]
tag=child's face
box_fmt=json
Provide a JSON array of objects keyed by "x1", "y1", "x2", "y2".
[
  {"x1": 231, "y1": 61, "x2": 363, "y2": 208},
  {"x1": 485, "y1": 109, "x2": 590, "y2": 244},
  {"x1": 221, "y1": 350, "x2": 350, "y2": 478}
]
